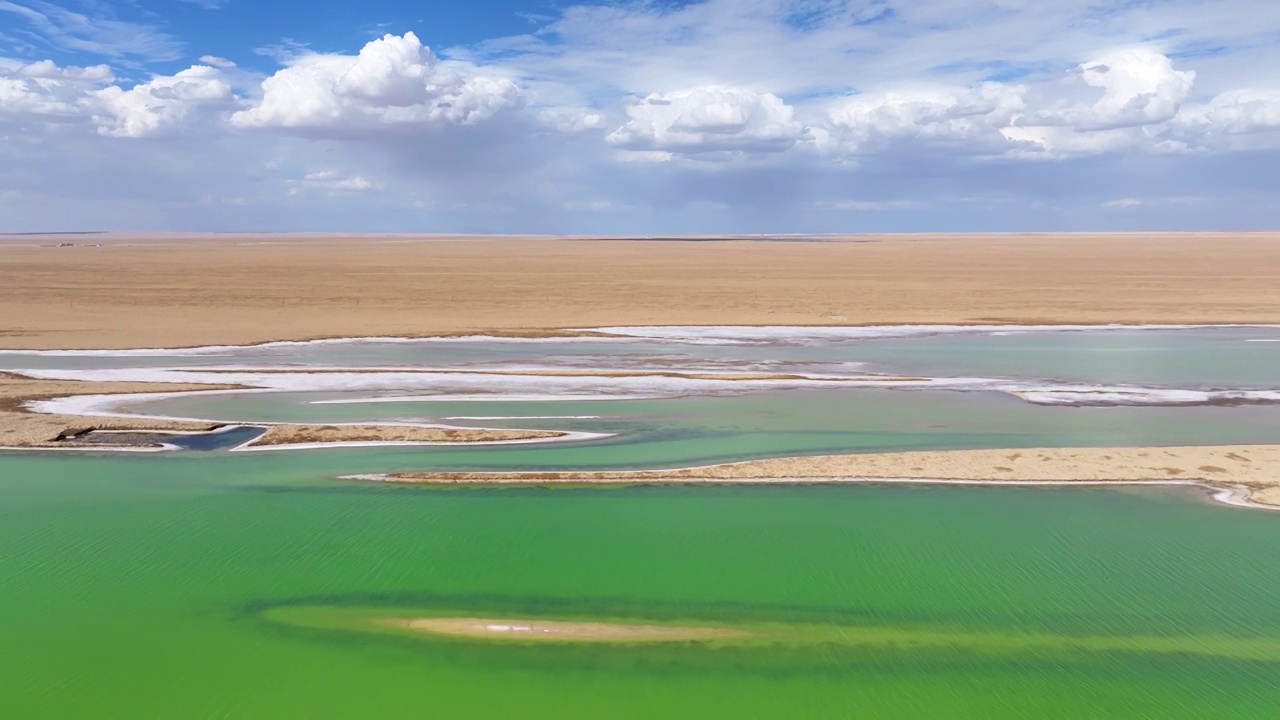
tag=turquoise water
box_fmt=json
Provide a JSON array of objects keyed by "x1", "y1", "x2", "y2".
[
  {"x1": 2, "y1": 458, "x2": 1279, "y2": 718},
  {"x1": 849, "y1": 328, "x2": 1280, "y2": 387},
  {"x1": 2, "y1": 328, "x2": 1279, "y2": 718},
  {"x1": 128, "y1": 388, "x2": 1280, "y2": 475}
]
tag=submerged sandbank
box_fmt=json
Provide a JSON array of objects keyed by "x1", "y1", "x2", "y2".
[
  {"x1": 369, "y1": 445, "x2": 1280, "y2": 510},
  {"x1": 266, "y1": 605, "x2": 1280, "y2": 661},
  {"x1": 384, "y1": 617, "x2": 742, "y2": 643}
]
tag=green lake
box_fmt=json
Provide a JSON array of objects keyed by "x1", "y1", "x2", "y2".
[{"x1": 2, "y1": 327, "x2": 1279, "y2": 718}]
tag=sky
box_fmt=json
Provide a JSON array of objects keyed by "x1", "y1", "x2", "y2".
[{"x1": 1, "y1": 0, "x2": 1279, "y2": 233}]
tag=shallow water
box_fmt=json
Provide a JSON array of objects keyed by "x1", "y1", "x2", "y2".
[
  {"x1": 3, "y1": 460, "x2": 1279, "y2": 718},
  {"x1": 135, "y1": 388, "x2": 1280, "y2": 472},
  {"x1": 3, "y1": 327, "x2": 1279, "y2": 717}
]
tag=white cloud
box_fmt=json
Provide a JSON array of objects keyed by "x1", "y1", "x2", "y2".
[
  {"x1": 1177, "y1": 89, "x2": 1280, "y2": 136},
  {"x1": 288, "y1": 170, "x2": 382, "y2": 195},
  {"x1": 0, "y1": 59, "x2": 113, "y2": 121},
  {"x1": 606, "y1": 86, "x2": 807, "y2": 156},
  {"x1": 6, "y1": 1, "x2": 1280, "y2": 233},
  {"x1": 815, "y1": 200, "x2": 929, "y2": 211},
  {"x1": 823, "y1": 83, "x2": 1026, "y2": 156},
  {"x1": 538, "y1": 107, "x2": 608, "y2": 132},
  {"x1": 0, "y1": 59, "x2": 234, "y2": 137},
  {"x1": 1101, "y1": 198, "x2": 1144, "y2": 209},
  {"x1": 199, "y1": 55, "x2": 237, "y2": 69},
  {"x1": 231, "y1": 32, "x2": 524, "y2": 134},
  {"x1": 1041, "y1": 49, "x2": 1196, "y2": 130},
  {"x1": 93, "y1": 65, "x2": 234, "y2": 138},
  {"x1": 0, "y1": 0, "x2": 183, "y2": 61}
]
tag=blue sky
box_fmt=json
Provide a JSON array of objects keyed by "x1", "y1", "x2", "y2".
[{"x1": 1, "y1": 0, "x2": 1279, "y2": 233}]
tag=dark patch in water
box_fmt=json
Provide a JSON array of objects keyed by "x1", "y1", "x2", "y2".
[
  {"x1": 169, "y1": 426, "x2": 265, "y2": 451},
  {"x1": 76, "y1": 425, "x2": 265, "y2": 451}
]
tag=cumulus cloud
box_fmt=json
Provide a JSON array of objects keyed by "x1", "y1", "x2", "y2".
[
  {"x1": 988, "y1": 50, "x2": 1200, "y2": 158},
  {"x1": 0, "y1": 59, "x2": 234, "y2": 137},
  {"x1": 230, "y1": 32, "x2": 524, "y2": 134},
  {"x1": 6, "y1": 0, "x2": 1280, "y2": 233},
  {"x1": 0, "y1": 60, "x2": 113, "y2": 121},
  {"x1": 822, "y1": 83, "x2": 1026, "y2": 155},
  {"x1": 1177, "y1": 89, "x2": 1280, "y2": 136},
  {"x1": 1044, "y1": 49, "x2": 1196, "y2": 130},
  {"x1": 93, "y1": 65, "x2": 234, "y2": 137},
  {"x1": 605, "y1": 86, "x2": 807, "y2": 155}
]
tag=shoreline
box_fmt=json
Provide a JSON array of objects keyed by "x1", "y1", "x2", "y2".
[{"x1": 3, "y1": 322, "x2": 1279, "y2": 354}]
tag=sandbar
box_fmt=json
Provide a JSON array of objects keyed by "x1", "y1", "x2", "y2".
[
  {"x1": 372, "y1": 445, "x2": 1280, "y2": 509},
  {"x1": 0, "y1": 373, "x2": 570, "y2": 451},
  {"x1": 246, "y1": 424, "x2": 564, "y2": 449}
]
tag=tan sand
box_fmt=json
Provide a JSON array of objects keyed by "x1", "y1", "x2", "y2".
[
  {"x1": 0, "y1": 373, "x2": 565, "y2": 450},
  {"x1": 384, "y1": 617, "x2": 741, "y2": 642},
  {"x1": 0, "y1": 373, "x2": 238, "y2": 447},
  {"x1": 250, "y1": 424, "x2": 562, "y2": 447},
  {"x1": 379, "y1": 445, "x2": 1280, "y2": 508},
  {"x1": 3, "y1": 232, "x2": 1280, "y2": 349}
]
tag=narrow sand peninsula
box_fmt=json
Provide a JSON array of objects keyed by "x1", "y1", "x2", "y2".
[
  {"x1": 4, "y1": 233, "x2": 1280, "y2": 349},
  {"x1": 0, "y1": 373, "x2": 238, "y2": 447},
  {"x1": 250, "y1": 424, "x2": 562, "y2": 448},
  {"x1": 378, "y1": 446, "x2": 1280, "y2": 509},
  {"x1": 0, "y1": 373, "x2": 566, "y2": 450}
]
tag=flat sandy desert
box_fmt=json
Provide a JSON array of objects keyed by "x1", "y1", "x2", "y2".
[{"x1": 3, "y1": 232, "x2": 1280, "y2": 349}]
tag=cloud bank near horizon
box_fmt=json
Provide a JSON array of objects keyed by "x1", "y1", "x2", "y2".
[{"x1": 1, "y1": 0, "x2": 1279, "y2": 232}]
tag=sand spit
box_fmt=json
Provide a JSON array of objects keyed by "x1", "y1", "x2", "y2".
[
  {"x1": 0, "y1": 373, "x2": 240, "y2": 448},
  {"x1": 372, "y1": 445, "x2": 1280, "y2": 509},
  {"x1": 384, "y1": 617, "x2": 742, "y2": 643},
  {"x1": 5, "y1": 233, "x2": 1280, "y2": 350},
  {"x1": 0, "y1": 373, "x2": 575, "y2": 452},
  {"x1": 245, "y1": 424, "x2": 565, "y2": 450}
]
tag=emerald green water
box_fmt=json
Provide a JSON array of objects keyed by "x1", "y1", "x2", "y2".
[
  {"x1": 3, "y1": 455, "x2": 1279, "y2": 718},
  {"x1": 3, "y1": 328, "x2": 1280, "y2": 717}
]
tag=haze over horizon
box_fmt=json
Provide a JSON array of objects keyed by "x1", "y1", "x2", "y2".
[{"x1": 2, "y1": 0, "x2": 1278, "y2": 234}]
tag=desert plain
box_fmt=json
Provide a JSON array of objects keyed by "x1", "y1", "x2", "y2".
[{"x1": 3, "y1": 232, "x2": 1280, "y2": 349}]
